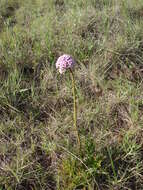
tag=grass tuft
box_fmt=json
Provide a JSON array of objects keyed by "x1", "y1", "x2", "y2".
[{"x1": 0, "y1": 0, "x2": 143, "y2": 189}]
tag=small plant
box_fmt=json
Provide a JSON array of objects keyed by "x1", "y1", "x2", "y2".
[{"x1": 56, "y1": 54, "x2": 81, "y2": 149}]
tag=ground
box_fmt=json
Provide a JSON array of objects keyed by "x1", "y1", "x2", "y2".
[{"x1": 0, "y1": 0, "x2": 143, "y2": 189}]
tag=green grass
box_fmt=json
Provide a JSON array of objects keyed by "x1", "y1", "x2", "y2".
[{"x1": 0, "y1": 0, "x2": 143, "y2": 189}]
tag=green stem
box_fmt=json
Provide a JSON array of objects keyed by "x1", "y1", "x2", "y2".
[{"x1": 70, "y1": 69, "x2": 81, "y2": 149}]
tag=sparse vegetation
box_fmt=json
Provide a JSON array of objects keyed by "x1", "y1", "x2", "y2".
[{"x1": 0, "y1": 0, "x2": 143, "y2": 189}]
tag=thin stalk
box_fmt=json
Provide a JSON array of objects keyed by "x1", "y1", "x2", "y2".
[
  {"x1": 107, "y1": 147, "x2": 117, "y2": 182},
  {"x1": 70, "y1": 69, "x2": 81, "y2": 149}
]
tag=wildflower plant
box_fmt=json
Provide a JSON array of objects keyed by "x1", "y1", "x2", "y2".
[{"x1": 56, "y1": 54, "x2": 81, "y2": 149}]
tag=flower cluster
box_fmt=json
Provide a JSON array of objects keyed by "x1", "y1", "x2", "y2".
[{"x1": 56, "y1": 54, "x2": 75, "y2": 74}]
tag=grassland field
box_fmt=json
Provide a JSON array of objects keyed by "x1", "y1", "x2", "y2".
[{"x1": 0, "y1": 0, "x2": 143, "y2": 189}]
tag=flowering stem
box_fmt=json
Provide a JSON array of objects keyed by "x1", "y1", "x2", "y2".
[{"x1": 70, "y1": 69, "x2": 81, "y2": 149}]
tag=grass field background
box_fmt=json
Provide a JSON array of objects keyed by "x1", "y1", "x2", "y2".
[{"x1": 0, "y1": 0, "x2": 143, "y2": 189}]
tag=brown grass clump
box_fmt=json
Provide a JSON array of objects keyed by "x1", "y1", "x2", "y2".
[{"x1": 0, "y1": 0, "x2": 143, "y2": 189}]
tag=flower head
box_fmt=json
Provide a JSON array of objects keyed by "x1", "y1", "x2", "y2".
[{"x1": 56, "y1": 54, "x2": 75, "y2": 74}]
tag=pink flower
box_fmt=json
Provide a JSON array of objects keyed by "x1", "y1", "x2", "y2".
[{"x1": 56, "y1": 54, "x2": 75, "y2": 74}]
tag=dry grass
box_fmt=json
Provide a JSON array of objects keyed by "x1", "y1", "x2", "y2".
[{"x1": 0, "y1": 0, "x2": 143, "y2": 189}]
